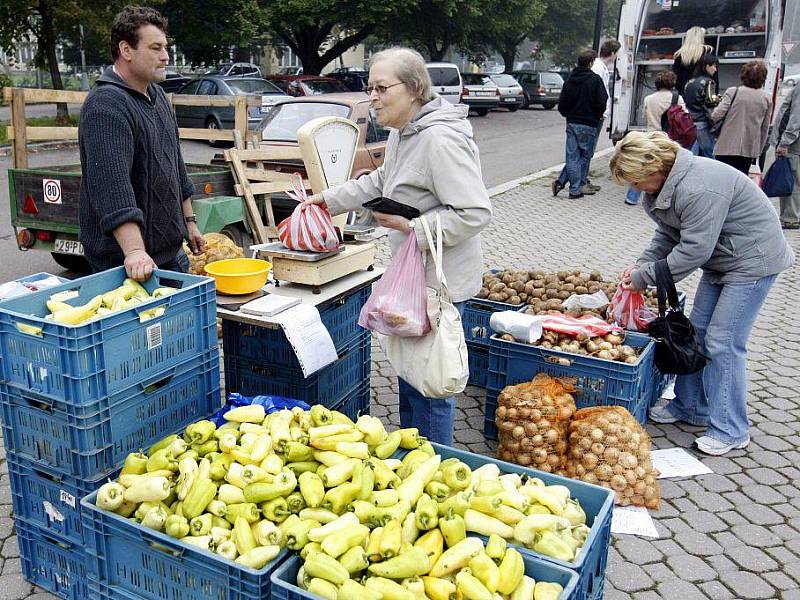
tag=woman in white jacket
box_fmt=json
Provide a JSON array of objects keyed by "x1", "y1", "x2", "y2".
[{"x1": 305, "y1": 47, "x2": 493, "y2": 445}]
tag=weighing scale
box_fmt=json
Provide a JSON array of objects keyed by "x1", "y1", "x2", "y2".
[{"x1": 252, "y1": 117, "x2": 377, "y2": 293}]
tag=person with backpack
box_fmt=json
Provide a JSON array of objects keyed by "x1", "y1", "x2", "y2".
[
  {"x1": 684, "y1": 54, "x2": 721, "y2": 158},
  {"x1": 624, "y1": 71, "x2": 689, "y2": 205},
  {"x1": 710, "y1": 61, "x2": 771, "y2": 175}
]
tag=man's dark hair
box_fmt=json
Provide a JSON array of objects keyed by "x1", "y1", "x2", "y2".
[
  {"x1": 577, "y1": 49, "x2": 597, "y2": 68},
  {"x1": 655, "y1": 70, "x2": 677, "y2": 90},
  {"x1": 693, "y1": 53, "x2": 719, "y2": 77},
  {"x1": 599, "y1": 40, "x2": 621, "y2": 58},
  {"x1": 110, "y1": 5, "x2": 168, "y2": 61}
]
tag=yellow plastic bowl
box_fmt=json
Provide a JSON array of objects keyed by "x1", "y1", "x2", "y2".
[{"x1": 204, "y1": 258, "x2": 271, "y2": 295}]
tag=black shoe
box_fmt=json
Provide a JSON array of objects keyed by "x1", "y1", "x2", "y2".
[
  {"x1": 551, "y1": 180, "x2": 565, "y2": 196},
  {"x1": 568, "y1": 192, "x2": 585, "y2": 199},
  {"x1": 782, "y1": 222, "x2": 800, "y2": 230}
]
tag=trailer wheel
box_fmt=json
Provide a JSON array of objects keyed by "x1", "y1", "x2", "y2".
[
  {"x1": 220, "y1": 224, "x2": 254, "y2": 253},
  {"x1": 206, "y1": 117, "x2": 224, "y2": 148},
  {"x1": 51, "y1": 253, "x2": 90, "y2": 273}
]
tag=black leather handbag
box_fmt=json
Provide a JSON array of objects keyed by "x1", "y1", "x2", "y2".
[{"x1": 647, "y1": 260, "x2": 709, "y2": 375}]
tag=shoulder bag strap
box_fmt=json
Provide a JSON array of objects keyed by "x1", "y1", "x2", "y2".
[
  {"x1": 654, "y1": 259, "x2": 681, "y2": 314},
  {"x1": 417, "y1": 214, "x2": 447, "y2": 293},
  {"x1": 671, "y1": 89, "x2": 679, "y2": 107}
]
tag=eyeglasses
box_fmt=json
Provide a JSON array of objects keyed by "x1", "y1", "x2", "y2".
[{"x1": 365, "y1": 82, "x2": 405, "y2": 95}]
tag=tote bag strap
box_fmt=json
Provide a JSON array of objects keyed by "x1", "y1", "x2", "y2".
[
  {"x1": 418, "y1": 213, "x2": 451, "y2": 299},
  {"x1": 654, "y1": 259, "x2": 681, "y2": 316}
]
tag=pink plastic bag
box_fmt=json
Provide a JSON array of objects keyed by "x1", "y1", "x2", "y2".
[
  {"x1": 609, "y1": 284, "x2": 657, "y2": 331},
  {"x1": 358, "y1": 234, "x2": 430, "y2": 337},
  {"x1": 278, "y1": 174, "x2": 340, "y2": 252}
]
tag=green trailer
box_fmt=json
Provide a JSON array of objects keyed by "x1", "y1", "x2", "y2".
[{"x1": 8, "y1": 163, "x2": 254, "y2": 271}]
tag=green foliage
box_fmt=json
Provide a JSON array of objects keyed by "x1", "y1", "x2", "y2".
[{"x1": 465, "y1": 0, "x2": 548, "y2": 70}]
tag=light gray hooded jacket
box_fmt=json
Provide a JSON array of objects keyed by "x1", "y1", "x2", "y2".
[
  {"x1": 631, "y1": 148, "x2": 794, "y2": 289},
  {"x1": 323, "y1": 97, "x2": 492, "y2": 302}
]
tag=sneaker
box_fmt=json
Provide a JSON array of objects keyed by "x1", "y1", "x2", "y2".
[
  {"x1": 695, "y1": 435, "x2": 750, "y2": 456},
  {"x1": 649, "y1": 404, "x2": 680, "y2": 424},
  {"x1": 579, "y1": 185, "x2": 597, "y2": 195},
  {"x1": 782, "y1": 221, "x2": 800, "y2": 230},
  {"x1": 551, "y1": 180, "x2": 565, "y2": 197},
  {"x1": 625, "y1": 197, "x2": 640, "y2": 206},
  {"x1": 568, "y1": 192, "x2": 585, "y2": 199},
  {"x1": 586, "y1": 183, "x2": 601, "y2": 192}
]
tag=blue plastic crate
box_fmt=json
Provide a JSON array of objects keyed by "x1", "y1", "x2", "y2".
[
  {"x1": 463, "y1": 298, "x2": 520, "y2": 347},
  {"x1": 222, "y1": 285, "x2": 370, "y2": 366},
  {"x1": 486, "y1": 332, "x2": 655, "y2": 433},
  {"x1": 329, "y1": 381, "x2": 370, "y2": 421},
  {"x1": 80, "y1": 490, "x2": 290, "y2": 600},
  {"x1": 271, "y1": 551, "x2": 579, "y2": 600},
  {"x1": 224, "y1": 331, "x2": 370, "y2": 409},
  {"x1": 650, "y1": 366, "x2": 675, "y2": 407},
  {"x1": 17, "y1": 518, "x2": 90, "y2": 600},
  {"x1": 5, "y1": 452, "x2": 109, "y2": 546},
  {"x1": 0, "y1": 352, "x2": 221, "y2": 479},
  {"x1": 484, "y1": 388, "x2": 499, "y2": 439},
  {"x1": 420, "y1": 442, "x2": 613, "y2": 600},
  {"x1": 0, "y1": 267, "x2": 217, "y2": 406},
  {"x1": 468, "y1": 344, "x2": 490, "y2": 388}
]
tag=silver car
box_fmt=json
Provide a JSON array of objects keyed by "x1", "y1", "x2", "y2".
[
  {"x1": 174, "y1": 76, "x2": 287, "y2": 146},
  {"x1": 488, "y1": 73, "x2": 525, "y2": 111},
  {"x1": 460, "y1": 73, "x2": 500, "y2": 116}
]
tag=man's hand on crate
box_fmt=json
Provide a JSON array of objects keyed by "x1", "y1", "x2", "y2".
[{"x1": 125, "y1": 249, "x2": 158, "y2": 282}]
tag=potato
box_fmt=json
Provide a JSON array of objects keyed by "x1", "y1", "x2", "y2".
[
  {"x1": 508, "y1": 295, "x2": 522, "y2": 305},
  {"x1": 575, "y1": 286, "x2": 589, "y2": 294},
  {"x1": 476, "y1": 287, "x2": 489, "y2": 299},
  {"x1": 488, "y1": 293, "x2": 504, "y2": 301},
  {"x1": 490, "y1": 282, "x2": 505, "y2": 293},
  {"x1": 532, "y1": 288, "x2": 545, "y2": 299}
]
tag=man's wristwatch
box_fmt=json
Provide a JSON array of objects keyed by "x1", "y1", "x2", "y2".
[{"x1": 185, "y1": 215, "x2": 197, "y2": 223}]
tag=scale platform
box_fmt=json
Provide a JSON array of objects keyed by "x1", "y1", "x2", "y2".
[{"x1": 255, "y1": 241, "x2": 376, "y2": 293}]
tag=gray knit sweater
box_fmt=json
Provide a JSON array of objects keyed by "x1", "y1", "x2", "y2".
[{"x1": 79, "y1": 67, "x2": 193, "y2": 269}]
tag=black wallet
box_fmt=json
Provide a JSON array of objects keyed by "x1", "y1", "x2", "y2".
[{"x1": 362, "y1": 197, "x2": 421, "y2": 220}]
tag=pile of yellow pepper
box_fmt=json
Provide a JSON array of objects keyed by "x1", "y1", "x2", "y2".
[{"x1": 95, "y1": 404, "x2": 590, "y2": 599}]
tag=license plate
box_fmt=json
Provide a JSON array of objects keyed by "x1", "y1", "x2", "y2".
[
  {"x1": 54, "y1": 239, "x2": 84, "y2": 256},
  {"x1": 475, "y1": 91, "x2": 492, "y2": 96},
  {"x1": 502, "y1": 98, "x2": 516, "y2": 102},
  {"x1": 260, "y1": 106, "x2": 270, "y2": 114}
]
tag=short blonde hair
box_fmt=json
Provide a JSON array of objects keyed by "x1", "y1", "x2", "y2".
[
  {"x1": 610, "y1": 131, "x2": 679, "y2": 185},
  {"x1": 368, "y1": 47, "x2": 434, "y2": 102}
]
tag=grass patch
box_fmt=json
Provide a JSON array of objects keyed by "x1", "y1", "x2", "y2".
[{"x1": 0, "y1": 114, "x2": 80, "y2": 145}]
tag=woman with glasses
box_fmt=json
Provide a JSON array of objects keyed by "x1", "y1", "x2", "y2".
[{"x1": 304, "y1": 46, "x2": 492, "y2": 446}]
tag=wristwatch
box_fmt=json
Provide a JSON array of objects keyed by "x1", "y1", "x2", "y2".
[{"x1": 185, "y1": 214, "x2": 197, "y2": 223}]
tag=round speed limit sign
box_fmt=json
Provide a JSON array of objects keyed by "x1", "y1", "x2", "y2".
[{"x1": 43, "y1": 179, "x2": 62, "y2": 204}]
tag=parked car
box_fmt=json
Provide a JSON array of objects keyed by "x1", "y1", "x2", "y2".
[
  {"x1": 256, "y1": 93, "x2": 389, "y2": 224},
  {"x1": 460, "y1": 73, "x2": 500, "y2": 116},
  {"x1": 158, "y1": 71, "x2": 192, "y2": 93},
  {"x1": 206, "y1": 62, "x2": 262, "y2": 77},
  {"x1": 267, "y1": 75, "x2": 350, "y2": 97},
  {"x1": 174, "y1": 76, "x2": 287, "y2": 146},
  {"x1": 487, "y1": 73, "x2": 524, "y2": 111},
  {"x1": 426, "y1": 62, "x2": 463, "y2": 104},
  {"x1": 278, "y1": 66, "x2": 303, "y2": 75},
  {"x1": 327, "y1": 70, "x2": 369, "y2": 92},
  {"x1": 511, "y1": 71, "x2": 564, "y2": 109}
]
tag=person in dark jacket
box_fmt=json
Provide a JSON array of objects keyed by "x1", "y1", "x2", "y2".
[
  {"x1": 672, "y1": 26, "x2": 717, "y2": 95},
  {"x1": 683, "y1": 54, "x2": 720, "y2": 158},
  {"x1": 551, "y1": 49, "x2": 608, "y2": 199},
  {"x1": 79, "y1": 6, "x2": 204, "y2": 280}
]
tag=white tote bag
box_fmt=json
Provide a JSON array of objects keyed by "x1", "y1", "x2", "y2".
[{"x1": 379, "y1": 213, "x2": 469, "y2": 399}]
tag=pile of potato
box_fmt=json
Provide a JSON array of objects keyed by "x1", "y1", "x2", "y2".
[
  {"x1": 187, "y1": 233, "x2": 245, "y2": 276},
  {"x1": 476, "y1": 269, "x2": 616, "y2": 316},
  {"x1": 498, "y1": 331, "x2": 641, "y2": 364}
]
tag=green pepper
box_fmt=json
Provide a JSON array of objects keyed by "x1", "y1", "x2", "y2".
[
  {"x1": 189, "y1": 513, "x2": 213, "y2": 536},
  {"x1": 439, "y1": 510, "x2": 466, "y2": 547},
  {"x1": 286, "y1": 441, "x2": 314, "y2": 462},
  {"x1": 285, "y1": 461, "x2": 320, "y2": 475},
  {"x1": 224, "y1": 503, "x2": 261, "y2": 524},
  {"x1": 285, "y1": 518, "x2": 322, "y2": 550},
  {"x1": 146, "y1": 448, "x2": 178, "y2": 473},
  {"x1": 533, "y1": 530, "x2": 575, "y2": 562},
  {"x1": 425, "y1": 481, "x2": 451, "y2": 504},
  {"x1": 261, "y1": 497, "x2": 290, "y2": 523},
  {"x1": 414, "y1": 493, "x2": 439, "y2": 531},
  {"x1": 286, "y1": 492, "x2": 306, "y2": 514},
  {"x1": 243, "y1": 470, "x2": 296, "y2": 503},
  {"x1": 442, "y1": 461, "x2": 472, "y2": 491},
  {"x1": 438, "y1": 491, "x2": 472, "y2": 517},
  {"x1": 322, "y1": 482, "x2": 360, "y2": 515},
  {"x1": 310, "y1": 404, "x2": 334, "y2": 427},
  {"x1": 165, "y1": 514, "x2": 190, "y2": 538},
  {"x1": 373, "y1": 430, "x2": 402, "y2": 460},
  {"x1": 120, "y1": 452, "x2": 149, "y2": 476},
  {"x1": 182, "y1": 478, "x2": 216, "y2": 520},
  {"x1": 148, "y1": 434, "x2": 178, "y2": 456},
  {"x1": 192, "y1": 439, "x2": 219, "y2": 457},
  {"x1": 186, "y1": 420, "x2": 216, "y2": 445}
]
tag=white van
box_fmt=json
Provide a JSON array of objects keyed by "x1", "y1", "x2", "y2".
[{"x1": 426, "y1": 62, "x2": 463, "y2": 104}]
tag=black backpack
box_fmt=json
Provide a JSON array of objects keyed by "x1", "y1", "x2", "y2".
[{"x1": 646, "y1": 260, "x2": 709, "y2": 375}]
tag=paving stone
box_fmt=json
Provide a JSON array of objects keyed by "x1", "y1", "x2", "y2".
[
  {"x1": 0, "y1": 539, "x2": 17, "y2": 560},
  {"x1": 748, "y1": 467, "x2": 789, "y2": 486},
  {"x1": 674, "y1": 531, "x2": 724, "y2": 556},
  {"x1": 655, "y1": 578, "x2": 708, "y2": 600},
  {"x1": 721, "y1": 571, "x2": 776, "y2": 599},
  {"x1": 642, "y1": 561, "x2": 675, "y2": 583},
  {"x1": 633, "y1": 592, "x2": 663, "y2": 600},
  {"x1": 735, "y1": 503, "x2": 786, "y2": 526},
  {"x1": 615, "y1": 536, "x2": 664, "y2": 564},
  {"x1": 682, "y1": 510, "x2": 728, "y2": 533},
  {"x1": 727, "y1": 545, "x2": 779, "y2": 571},
  {"x1": 699, "y1": 581, "x2": 736, "y2": 600},
  {"x1": 1, "y1": 559, "x2": 20, "y2": 575},
  {"x1": 764, "y1": 571, "x2": 799, "y2": 592},
  {"x1": 605, "y1": 561, "x2": 654, "y2": 593},
  {"x1": 665, "y1": 554, "x2": 717, "y2": 582},
  {"x1": 707, "y1": 554, "x2": 739, "y2": 573},
  {"x1": 0, "y1": 574, "x2": 32, "y2": 600}
]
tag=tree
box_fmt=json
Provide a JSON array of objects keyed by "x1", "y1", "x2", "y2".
[
  {"x1": 161, "y1": 0, "x2": 262, "y2": 66},
  {"x1": 468, "y1": 0, "x2": 547, "y2": 72},
  {"x1": 379, "y1": 0, "x2": 482, "y2": 61},
  {"x1": 0, "y1": 0, "x2": 119, "y2": 121},
  {"x1": 261, "y1": 0, "x2": 415, "y2": 75}
]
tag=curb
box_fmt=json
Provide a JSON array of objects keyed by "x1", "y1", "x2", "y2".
[
  {"x1": 487, "y1": 146, "x2": 616, "y2": 198},
  {"x1": 0, "y1": 140, "x2": 78, "y2": 156}
]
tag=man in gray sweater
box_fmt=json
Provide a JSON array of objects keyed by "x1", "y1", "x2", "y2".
[{"x1": 79, "y1": 6, "x2": 204, "y2": 280}]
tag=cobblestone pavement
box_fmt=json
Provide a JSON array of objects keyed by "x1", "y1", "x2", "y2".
[{"x1": 1, "y1": 156, "x2": 798, "y2": 599}]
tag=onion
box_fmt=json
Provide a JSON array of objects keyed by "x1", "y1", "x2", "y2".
[
  {"x1": 634, "y1": 480, "x2": 647, "y2": 495},
  {"x1": 544, "y1": 429, "x2": 559, "y2": 445},
  {"x1": 590, "y1": 428, "x2": 604, "y2": 442},
  {"x1": 604, "y1": 447, "x2": 620, "y2": 464},
  {"x1": 596, "y1": 464, "x2": 613, "y2": 481},
  {"x1": 558, "y1": 406, "x2": 574, "y2": 420},
  {"x1": 547, "y1": 453, "x2": 561, "y2": 468},
  {"x1": 530, "y1": 409, "x2": 542, "y2": 422},
  {"x1": 518, "y1": 406, "x2": 531, "y2": 419},
  {"x1": 512, "y1": 425, "x2": 525, "y2": 439},
  {"x1": 583, "y1": 453, "x2": 599, "y2": 470},
  {"x1": 532, "y1": 434, "x2": 545, "y2": 447},
  {"x1": 501, "y1": 421, "x2": 514, "y2": 433},
  {"x1": 556, "y1": 440, "x2": 568, "y2": 454},
  {"x1": 591, "y1": 442, "x2": 605, "y2": 456},
  {"x1": 496, "y1": 406, "x2": 508, "y2": 420},
  {"x1": 507, "y1": 407, "x2": 519, "y2": 421},
  {"x1": 583, "y1": 472, "x2": 599, "y2": 485},
  {"x1": 578, "y1": 437, "x2": 592, "y2": 451},
  {"x1": 518, "y1": 453, "x2": 532, "y2": 466},
  {"x1": 539, "y1": 419, "x2": 552, "y2": 431},
  {"x1": 644, "y1": 485, "x2": 657, "y2": 499},
  {"x1": 605, "y1": 435, "x2": 619, "y2": 448},
  {"x1": 621, "y1": 453, "x2": 638, "y2": 470},
  {"x1": 524, "y1": 422, "x2": 538, "y2": 437},
  {"x1": 575, "y1": 464, "x2": 587, "y2": 477},
  {"x1": 617, "y1": 427, "x2": 632, "y2": 443},
  {"x1": 625, "y1": 470, "x2": 638, "y2": 486}
]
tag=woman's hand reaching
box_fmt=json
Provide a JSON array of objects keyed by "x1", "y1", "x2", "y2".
[{"x1": 372, "y1": 211, "x2": 412, "y2": 233}]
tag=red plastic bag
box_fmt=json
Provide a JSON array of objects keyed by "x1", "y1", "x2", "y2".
[
  {"x1": 540, "y1": 313, "x2": 623, "y2": 337},
  {"x1": 609, "y1": 284, "x2": 656, "y2": 331},
  {"x1": 358, "y1": 234, "x2": 430, "y2": 337},
  {"x1": 278, "y1": 175, "x2": 340, "y2": 252}
]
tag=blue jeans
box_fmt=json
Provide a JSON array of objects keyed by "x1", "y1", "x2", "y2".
[
  {"x1": 557, "y1": 123, "x2": 598, "y2": 195},
  {"x1": 558, "y1": 118, "x2": 604, "y2": 188},
  {"x1": 691, "y1": 121, "x2": 716, "y2": 158},
  {"x1": 159, "y1": 249, "x2": 190, "y2": 273},
  {"x1": 670, "y1": 272, "x2": 777, "y2": 444},
  {"x1": 398, "y1": 301, "x2": 465, "y2": 446}
]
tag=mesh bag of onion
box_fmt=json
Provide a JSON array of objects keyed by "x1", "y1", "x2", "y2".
[
  {"x1": 495, "y1": 373, "x2": 577, "y2": 472},
  {"x1": 564, "y1": 406, "x2": 660, "y2": 508}
]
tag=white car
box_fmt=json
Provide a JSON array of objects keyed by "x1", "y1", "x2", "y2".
[
  {"x1": 426, "y1": 62, "x2": 463, "y2": 104},
  {"x1": 488, "y1": 73, "x2": 525, "y2": 111}
]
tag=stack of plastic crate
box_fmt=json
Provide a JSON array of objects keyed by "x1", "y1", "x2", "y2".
[
  {"x1": 222, "y1": 283, "x2": 372, "y2": 420},
  {"x1": 0, "y1": 267, "x2": 221, "y2": 599}
]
